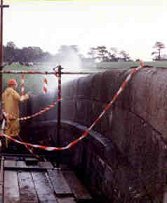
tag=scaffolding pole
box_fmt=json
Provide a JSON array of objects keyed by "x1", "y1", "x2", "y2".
[{"x1": 0, "y1": 0, "x2": 9, "y2": 96}]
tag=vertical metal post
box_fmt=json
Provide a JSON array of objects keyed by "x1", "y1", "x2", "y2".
[
  {"x1": 56, "y1": 65, "x2": 62, "y2": 168},
  {"x1": 0, "y1": 0, "x2": 4, "y2": 97},
  {"x1": 0, "y1": 0, "x2": 9, "y2": 97},
  {"x1": 0, "y1": 0, "x2": 3, "y2": 66}
]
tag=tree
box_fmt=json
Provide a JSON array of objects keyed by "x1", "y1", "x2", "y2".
[
  {"x1": 108, "y1": 47, "x2": 118, "y2": 62},
  {"x1": 4, "y1": 42, "x2": 53, "y2": 63},
  {"x1": 152, "y1": 41, "x2": 165, "y2": 61},
  {"x1": 88, "y1": 46, "x2": 111, "y2": 62},
  {"x1": 88, "y1": 46, "x2": 120, "y2": 62},
  {"x1": 6, "y1": 41, "x2": 17, "y2": 49},
  {"x1": 88, "y1": 47, "x2": 97, "y2": 59},
  {"x1": 4, "y1": 41, "x2": 17, "y2": 63},
  {"x1": 96, "y1": 46, "x2": 109, "y2": 62},
  {"x1": 119, "y1": 50, "x2": 130, "y2": 61}
]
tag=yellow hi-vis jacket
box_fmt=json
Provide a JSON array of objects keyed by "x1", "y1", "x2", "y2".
[{"x1": 2, "y1": 87, "x2": 29, "y2": 137}]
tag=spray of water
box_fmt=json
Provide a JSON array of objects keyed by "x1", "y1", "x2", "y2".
[{"x1": 45, "y1": 45, "x2": 85, "y2": 92}]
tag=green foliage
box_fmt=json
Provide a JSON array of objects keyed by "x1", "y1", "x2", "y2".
[
  {"x1": 4, "y1": 41, "x2": 53, "y2": 63},
  {"x1": 88, "y1": 46, "x2": 132, "y2": 62},
  {"x1": 152, "y1": 41, "x2": 166, "y2": 61}
]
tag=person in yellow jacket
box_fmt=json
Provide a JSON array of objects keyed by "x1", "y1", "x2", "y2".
[{"x1": 2, "y1": 79, "x2": 29, "y2": 147}]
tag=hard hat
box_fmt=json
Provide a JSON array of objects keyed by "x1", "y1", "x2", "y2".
[{"x1": 8, "y1": 79, "x2": 17, "y2": 86}]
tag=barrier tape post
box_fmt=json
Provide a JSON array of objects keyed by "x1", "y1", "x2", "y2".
[
  {"x1": 21, "y1": 74, "x2": 25, "y2": 96},
  {"x1": 55, "y1": 65, "x2": 62, "y2": 167}
]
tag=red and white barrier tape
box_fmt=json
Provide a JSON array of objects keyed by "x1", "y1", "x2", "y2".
[
  {"x1": 3, "y1": 98, "x2": 61, "y2": 121},
  {"x1": 43, "y1": 74, "x2": 48, "y2": 94},
  {"x1": 19, "y1": 98, "x2": 61, "y2": 121},
  {"x1": 0, "y1": 62, "x2": 144, "y2": 151},
  {"x1": 17, "y1": 135, "x2": 40, "y2": 159},
  {"x1": 20, "y1": 74, "x2": 25, "y2": 96}
]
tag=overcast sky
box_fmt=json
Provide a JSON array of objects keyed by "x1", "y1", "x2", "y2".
[{"x1": 3, "y1": 0, "x2": 167, "y2": 60}]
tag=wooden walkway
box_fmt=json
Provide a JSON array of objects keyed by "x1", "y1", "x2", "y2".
[{"x1": 0, "y1": 155, "x2": 92, "y2": 203}]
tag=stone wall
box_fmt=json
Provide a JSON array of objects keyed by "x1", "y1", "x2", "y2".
[
  {"x1": 60, "y1": 67, "x2": 167, "y2": 202},
  {"x1": 22, "y1": 67, "x2": 167, "y2": 202}
]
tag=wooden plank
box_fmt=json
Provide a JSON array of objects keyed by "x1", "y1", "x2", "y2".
[
  {"x1": 18, "y1": 171, "x2": 38, "y2": 203},
  {"x1": 17, "y1": 161, "x2": 53, "y2": 169},
  {"x1": 0, "y1": 157, "x2": 4, "y2": 203},
  {"x1": 163, "y1": 190, "x2": 167, "y2": 203},
  {"x1": 6, "y1": 161, "x2": 44, "y2": 171},
  {"x1": 4, "y1": 160, "x2": 16, "y2": 168},
  {"x1": 4, "y1": 166, "x2": 46, "y2": 172},
  {"x1": 57, "y1": 197, "x2": 76, "y2": 203},
  {"x1": 25, "y1": 158, "x2": 38, "y2": 166},
  {"x1": 63, "y1": 171, "x2": 92, "y2": 202},
  {"x1": 4, "y1": 171, "x2": 20, "y2": 203},
  {"x1": 16, "y1": 161, "x2": 27, "y2": 168},
  {"x1": 6, "y1": 161, "x2": 53, "y2": 170},
  {"x1": 31, "y1": 171, "x2": 58, "y2": 202},
  {"x1": 47, "y1": 169, "x2": 73, "y2": 197},
  {"x1": 28, "y1": 165, "x2": 40, "y2": 169},
  {"x1": 3, "y1": 157, "x2": 17, "y2": 161},
  {"x1": 1, "y1": 153, "x2": 37, "y2": 158},
  {"x1": 38, "y1": 161, "x2": 53, "y2": 169}
]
